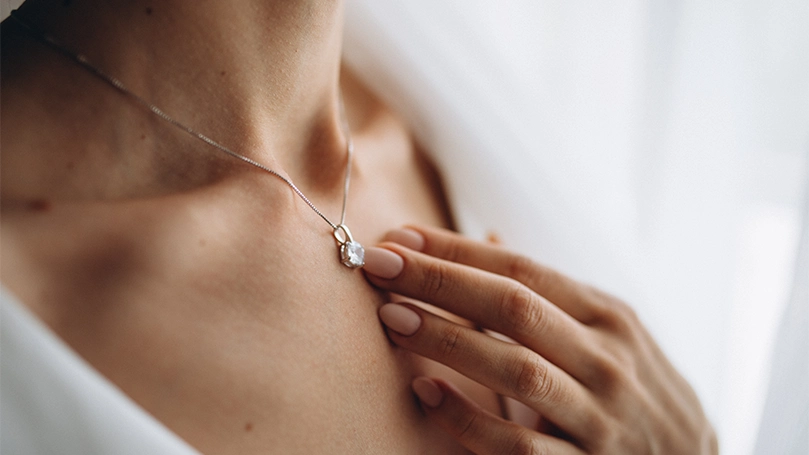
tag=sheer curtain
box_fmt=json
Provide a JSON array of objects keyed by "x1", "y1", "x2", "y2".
[{"x1": 343, "y1": 1, "x2": 808, "y2": 454}]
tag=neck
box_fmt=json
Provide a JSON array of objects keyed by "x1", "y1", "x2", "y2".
[{"x1": 7, "y1": 0, "x2": 348, "y2": 198}]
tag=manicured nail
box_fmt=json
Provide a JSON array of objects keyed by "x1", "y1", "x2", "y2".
[
  {"x1": 362, "y1": 247, "x2": 404, "y2": 279},
  {"x1": 384, "y1": 228, "x2": 425, "y2": 251},
  {"x1": 379, "y1": 303, "x2": 422, "y2": 336},
  {"x1": 412, "y1": 377, "x2": 444, "y2": 408}
]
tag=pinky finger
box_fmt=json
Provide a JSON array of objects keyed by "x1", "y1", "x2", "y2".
[{"x1": 412, "y1": 377, "x2": 585, "y2": 455}]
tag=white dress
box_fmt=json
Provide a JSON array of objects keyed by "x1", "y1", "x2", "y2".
[{"x1": 1, "y1": 293, "x2": 200, "y2": 454}]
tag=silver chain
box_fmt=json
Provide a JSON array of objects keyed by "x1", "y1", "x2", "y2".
[{"x1": 10, "y1": 11, "x2": 352, "y2": 231}]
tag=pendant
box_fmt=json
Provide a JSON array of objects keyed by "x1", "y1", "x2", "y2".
[{"x1": 333, "y1": 224, "x2": 365, "y2": 269}]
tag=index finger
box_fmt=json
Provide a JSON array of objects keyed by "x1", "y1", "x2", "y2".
[
  {"x1": 362, "y1": 243, "x2": 594, "y2": 382},
  {"x1": 385, "y1": 226, "x2": 609, "y2": 324}
]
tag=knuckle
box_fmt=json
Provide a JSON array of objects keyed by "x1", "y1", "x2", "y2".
[
  {"x1": 506, "y1": 254, "x2": 538, "y2": 284},
  {"x1": 613, "y1": 299, "x2": 640, "y2": 325},
  {"x1": 508, "y1": 351, "x2": 555, "y2": 405},
  {"x1": 500, "y1": 284, "x2": 545, "y2": 336},
  {"x1": 507, "y1": 429, "x2": 545, "y2": 455},
  {"x1": 436, "y1": 324, "x2": 465, "y2": 358},
  {"x1": 593, "y1": 295, "x2": 641, "y2": 337},
  {"x1": 589, "y1": 352, "x2": 631, "y2": 399},
  {"x1": 419, "y1": 260, "x2": 450, "y2": 298}
]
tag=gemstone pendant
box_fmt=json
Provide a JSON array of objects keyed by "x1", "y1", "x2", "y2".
[
  {"x1": 341, "y1": 240, "x2": 365, "y2": 268},
  {"x1": 334, "y1": 224, "x2": 364, "y2": 268}
]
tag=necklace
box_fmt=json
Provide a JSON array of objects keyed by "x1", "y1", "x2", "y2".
[{"x1": 10, "y1": 12, "x2": 366, "y2": 269}]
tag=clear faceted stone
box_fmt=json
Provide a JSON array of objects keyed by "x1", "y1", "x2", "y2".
[{"x1": 341, "y1": 241, "x2": 365, "y2": 268}]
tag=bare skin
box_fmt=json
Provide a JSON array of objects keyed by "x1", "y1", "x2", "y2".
[{"x1": 1, "y1": 0, "x2": 499, "y2": 453}]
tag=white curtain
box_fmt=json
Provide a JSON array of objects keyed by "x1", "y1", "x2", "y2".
[
  {"x1": 754, "y1": 185, "x2": 808, "y2": 455},
  {"x1": 343, "y1": 1, "x2": 808, "y2": 454}
]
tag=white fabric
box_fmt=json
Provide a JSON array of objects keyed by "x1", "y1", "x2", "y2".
[
  {"x1": 754, "y1": 185, "x2": 809, "y2": 455},
  {"x1": 1, "y1": 1, "x2": 807, "y2": 454},
  {"x1": 0, "y1": 291, "x2": 200, "y2": 455}
]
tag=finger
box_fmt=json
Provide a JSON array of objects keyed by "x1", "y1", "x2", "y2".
[
  {"x1": 380, "y1": 303, "x2": 602, "y2": 439},
  {"x1": 363, "y1": 244, "x2": 595, "y2": 381},
  {"x1": 383, "y1": 226, "x2": 606, "y2": 324},
  {"x1": 412, "y1": 377, "x2": 586, "y2": 455}
]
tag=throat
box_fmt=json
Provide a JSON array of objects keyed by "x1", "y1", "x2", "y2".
[{"x1": 3, "y1": 0, "x2": 351, "y2": 203}]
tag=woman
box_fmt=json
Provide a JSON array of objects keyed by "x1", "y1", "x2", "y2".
[{"x1": 1, "y1": 0, "x2": 716, "y2": 453}]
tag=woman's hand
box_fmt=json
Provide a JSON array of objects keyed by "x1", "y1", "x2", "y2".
[{"x1": 362, "y1": 226, "x2": 718, "y2": 455}]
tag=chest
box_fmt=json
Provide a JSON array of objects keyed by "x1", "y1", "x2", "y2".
[{"x1": 1, "y1": 165, "x2": 481, "y2": 453}]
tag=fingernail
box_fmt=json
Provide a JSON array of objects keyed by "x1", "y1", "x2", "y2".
[
  {"x1": 412, "y1": 377, "x2": 444, "y2": 408},
  {"x1": 384, "y1": 228, "x2": 425, "y2": 251},
  {"x1": 363, "y1": 247, "x2": 404, "y2": 279},
  {"x1": 379, "y1": 303, "x2": 422, "y2": 336}
]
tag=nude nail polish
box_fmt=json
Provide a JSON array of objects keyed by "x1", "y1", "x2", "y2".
[
  {"x1": 379, "y1": 303, "x2": 421, "y2": 336},
  {"x1": 362, "y1": 247, "x2": 404, "y2": 279},
  {"x1": 412, "y1": 377, "x2": 444, "y2": 408},
  {"x1": 385, "y1": 228, "x2": 425, "y2": 251}
]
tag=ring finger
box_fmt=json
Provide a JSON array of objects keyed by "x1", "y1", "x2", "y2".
[{"x1": 413, "y1": 377, "x2": 586, "y2": 455}]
